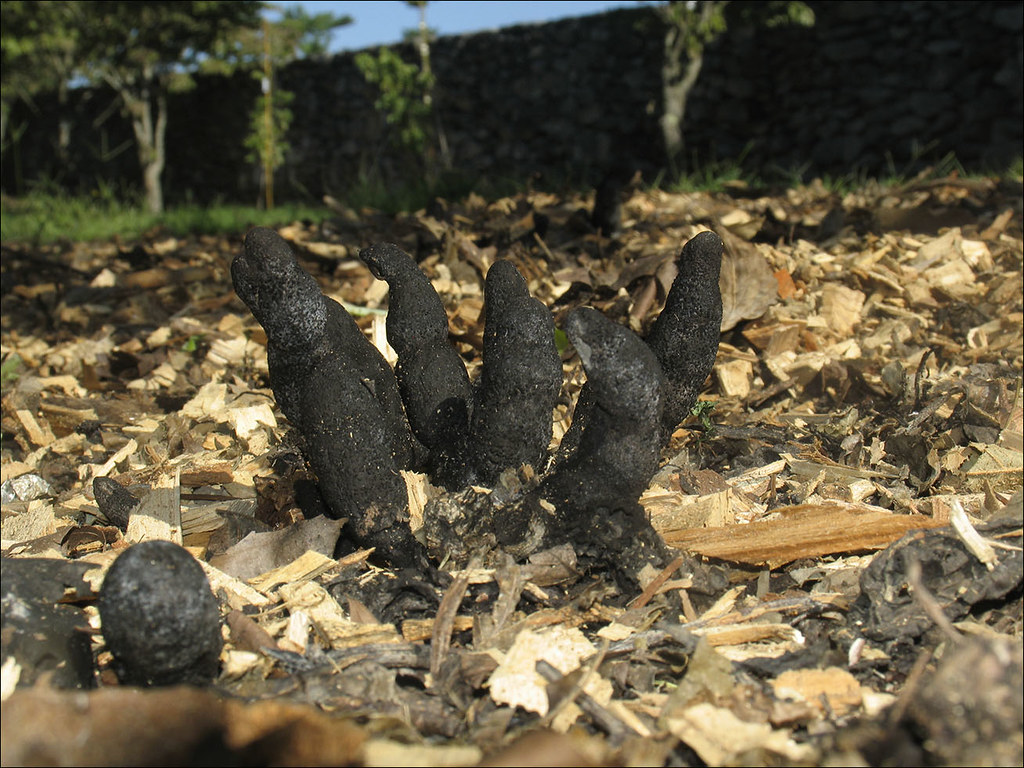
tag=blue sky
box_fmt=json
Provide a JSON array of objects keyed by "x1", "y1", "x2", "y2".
[{"x1": 268, "y1": 1, "x2": 645, "y2": 53}]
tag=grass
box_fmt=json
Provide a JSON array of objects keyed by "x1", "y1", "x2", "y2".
[
  {"x1": 656, "y1": 150, "x2": 1024, "y2": 198},
  {"x1": 3, "y1": 153, "x2": 1020, "y2": 245},
  {"x1": 0, "y1": 168, "x2": 506, "y2": 244},
  {"x1": 0, "y1": 186, "x2": 333, "y2": 244}
]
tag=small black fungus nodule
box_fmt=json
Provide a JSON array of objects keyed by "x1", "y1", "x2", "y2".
[{"x1": 99, "y1": 540, "x2": 222, "y2": 686}]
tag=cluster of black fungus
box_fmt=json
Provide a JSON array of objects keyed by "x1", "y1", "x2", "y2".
[{"x1": 232, "y1": 228, "x2": 723, "y2": 577}]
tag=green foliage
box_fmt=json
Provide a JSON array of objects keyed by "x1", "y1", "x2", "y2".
[
  {"x1": 233, "y1": 9, "x2": 350, "y2": 208},
  {"x1": 690, "y1": 399, "x2": 717, "y2": 435},
  {"x1": 553, "y1": 329, "x2": 570, "y2": 355},
  {"x1": 181, "y1": 335, "x2": 203, "y2": 354},
  {"x1": 355, "y1": 46, "x2": 435, "y2": 157},
  {"x1": 2, "y1": 2, "x2": 262, "y2": 213},
  {"x1": 1, "y1": 354, "x2": 23, "y2": 390},
  {"x1": 244, "y1": 89, "x2": 294, "y2": 175},
  {"x1": 278, "y1": 6, "x2": 351, "y2": 58},
  {"x1": 0, "y1": 1, "x2": 82, "y2": 99},
  {"x1": 659, "y1": 0, "x2": 729, "y2": 60},
  {"x1": 665, "y1": 155, "x2": 756, "y2": 193},
  {"x1": 77, "y1": 1, "x2": 261, "y2": 86}
]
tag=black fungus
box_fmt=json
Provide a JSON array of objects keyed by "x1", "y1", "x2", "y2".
[
  {"x1": 556, "y1": 232, "x2": 723, "y2": 462},
  {"x1": 233, "y1": 229, "x2": 423, "y2": 567},
  {"x1": 425, "y1": 306, "x2": 675, "y2": 587},
  {"x1": 233, "y1": 227, "x2": 721, "y2": 575},
  {"x1": 359, "y1": 243, "x2": 473, "y2": 488},
  {"x1": 92, "y1": 476, "x2": 139, "y2": 531},
  {"x1": 99, "y1": 540, "x2": 222, "y2": 686},
  {"x1": 469, "y1": 259, "x2": 562, "y2": 484},
  {"x1": 232, "y1": 227, "x2": 416, "y2": 468},
  {"x1": 532, "y1": 307, "x2": 666, "y2": 539},
  {"x1": 645, "y1": 230, "x2": 724, "y2": 436}
]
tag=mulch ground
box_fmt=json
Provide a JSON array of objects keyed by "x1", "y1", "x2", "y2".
[{"x1": 1, "y1": 172, "x2": 1022, "y2": 766}]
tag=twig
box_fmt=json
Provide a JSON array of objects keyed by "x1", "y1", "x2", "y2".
[
  {"x1": 628, "y1": 555, "x2": 687, "y2": 610},
  {"x1": 429, "y1": 555, "x2": 480, "y2": 682},
  {"x1": 906, "y1": 557, "x2": 961, "y2": 642},
  {"x1": 536, "y1": 645, "x2": 637, "y2": 741},
  {"x1": 533, "y1": 231, "x2": 556, "y2": 263}
]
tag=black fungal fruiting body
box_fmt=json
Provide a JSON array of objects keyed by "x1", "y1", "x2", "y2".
[
  {"x1": 99, "y1": 540, "x2": 222, "y2": 686},
  {"x1": 556, "y1": 230, "x2": 724, "y2": 461},
  {"x1": 645, "y1": 230, "x2": 724, "y2": 437},
  {"x1": 359, "y1": 243, "x2": 474, "y2": 488},
  {"x1": 528, "y1": 308, "x2": 666, "y2": 546},
  {"x1": 425, "y1": 306, "x2": 675, "y2": 584},
  {"x1": 233, "y1": 228, "x2": 415, "y2": 468},
  {"x1": 546, "y1": 308, "x2": 665, "y2": 504},
  {"x1": 235, "y1": 227, "x2": 721, "y2": 579},
  {"x1": 233, "y1": 229, "x2": 422, "y2": 567},
  {"x1": 469, "y1": 260, "x2": 562, "y2": 485}
]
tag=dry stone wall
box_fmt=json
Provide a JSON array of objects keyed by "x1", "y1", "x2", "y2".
[{"x1": 3, "y1": 1, "x2": 1020, "y2": 203}]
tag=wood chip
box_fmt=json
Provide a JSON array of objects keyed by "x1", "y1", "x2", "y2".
[
  {"x1": 126, "y1": 469, "x2": 182, "y2": 545},
  {"x1": 664, "y1": 502, "x2": 946, "y2": 567}
]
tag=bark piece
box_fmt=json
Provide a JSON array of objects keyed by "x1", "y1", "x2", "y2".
[
  {"x1": 360, "y1": 243, "x2": 474, "y2": 488},
  {"x1": 125, "y1": 470, "x2": 182, "y2": 545},
  {"x1": 469, "y1": 259, "x2": 562, "y2": 484},
  {"x1": 91, "y1": 476, "x2": 139, "y2": 531},
  {"x1": 663, "y1": 502, "x2": 947, "y2": 568}
]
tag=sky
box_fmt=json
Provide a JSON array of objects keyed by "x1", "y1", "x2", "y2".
[{"x1": 268, "y1": 1, "x2": 645, "y2": 53}]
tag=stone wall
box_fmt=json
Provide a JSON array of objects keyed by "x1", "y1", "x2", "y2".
[{"x1": 3, "y1": 1, "x2": 1020, "y2": 204}]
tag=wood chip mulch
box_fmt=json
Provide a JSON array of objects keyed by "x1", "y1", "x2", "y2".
[{"x1": 2, "y1": 172, "x2": 1022, "y2": 766}]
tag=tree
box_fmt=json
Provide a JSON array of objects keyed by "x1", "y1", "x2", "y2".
[
  {"x1": 237, "y1": 6, "x2": 351, "y2": 208},
  {"x1": 403, "y1": 0, "x2": 450, "y2": 172},
  {"x1": 658, "y1": 1, "x2": 814, "y2": 171},
  {"x1": 355, "y1": 1, "x2": 449, "y2": 181},
  {"x1": 76, "y1": 1, "x2": 261, "y2": 213},
  {"x1": 355, "y1": 46, "x2": 435, "y2": 161},
  {"x1": 0, "y1": 1, "x2": 83, "y2": 167},
  {"x1": 658, "y1": 1, "x2": 727, "y2": 171}
]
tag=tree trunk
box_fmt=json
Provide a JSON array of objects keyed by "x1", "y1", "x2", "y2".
[
  {"x1": 1, "y1": 99, "x2": 9, "y2": 148},
  {"x1": 121, "y1": 74, "x2": 167, "y2": 214},
  {"x1": 660, "y1": 23, "x2": 705, "y2": 171},
  {"x1": 57, "y1": 81, "x2": 71, "y2": 170}
]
